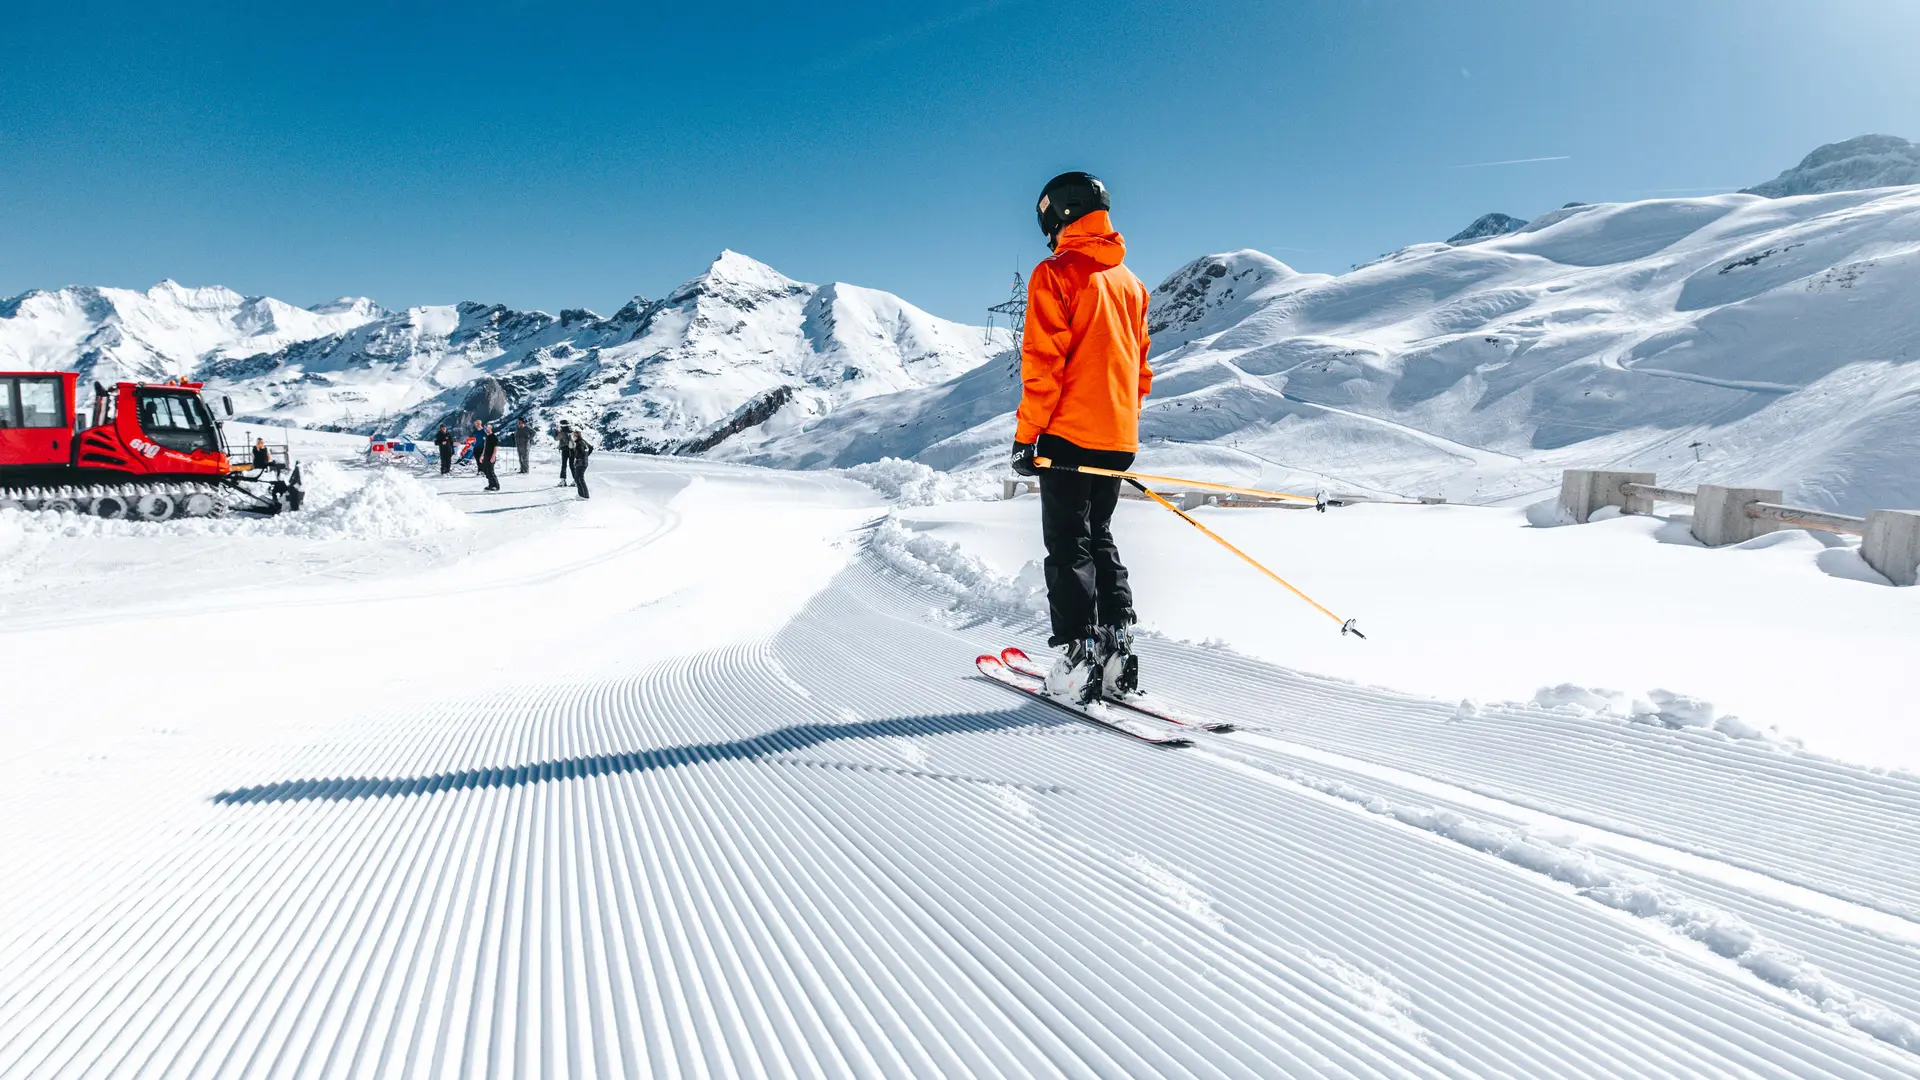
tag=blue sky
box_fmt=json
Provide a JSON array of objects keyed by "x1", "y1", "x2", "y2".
[{"x1": 3, "y1": 0, "x2": 1916, "y2": 323}]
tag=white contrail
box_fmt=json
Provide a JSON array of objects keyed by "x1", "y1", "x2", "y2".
[
  {"x1": 814, "y1": 0, "x2": 1016, "y2": 72},
  {"x1": 1450, "y1": 155, "x2": 1572, "y2": 169}
]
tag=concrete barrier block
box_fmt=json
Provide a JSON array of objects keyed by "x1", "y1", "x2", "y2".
[
  {"x1": 1177, "y1": 492, "x2": 1213, "y2": 511},
  {"x1": 1002, "y1": 479, "x2": 1037, "y2": 500},
  {"x1": 1863, "y1": 509, "x2": 1920, "y2": 586},
  {"x1": 1691, "y1": 485, "x2": 1783, "y2": 546},
  {"x1": 1558, "y1": 469, "x2": 1656, "y2": 523}
]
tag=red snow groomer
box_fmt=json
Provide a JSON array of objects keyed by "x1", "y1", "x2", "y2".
[{"x1": 0, "y1": 372, "x2": 304, "y2": 519}]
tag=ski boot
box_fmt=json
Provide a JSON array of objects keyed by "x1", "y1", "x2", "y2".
[
  {"x1": 1043, "y1": 636, "x2": 1104, "y2": 704},
  {"x1": 1097, "y1": 623, "x2": 1140, "y2": 697}
]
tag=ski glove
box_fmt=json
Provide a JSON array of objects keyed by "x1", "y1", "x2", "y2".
[{"x1": 1010, "y1": 441, "x2": 1039, "y2": 477}]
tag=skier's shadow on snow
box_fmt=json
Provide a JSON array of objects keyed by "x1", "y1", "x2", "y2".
[{"x1": 211, "y1": 704, "x2": 1054, "y2": 805}]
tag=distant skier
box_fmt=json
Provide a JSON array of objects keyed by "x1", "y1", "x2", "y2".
[
  {"x1": 434, "y1": 425, "x2": 455, "y2": 474},
  {"x1": 475, "y1": 421, "x2": 501, "y2": 492},
  {"x1": 1008, "y1": 171, "x2": 1152, "y2": 702},
  {"x1": 557, "y1": 420, "x2": 574, "y2": 486},
  {"x1": 567, "y1": 430, "x2": 593, "y2": 499},
  {"x1": 513, "y1": 420, "x2": 532, "y2": 474}
]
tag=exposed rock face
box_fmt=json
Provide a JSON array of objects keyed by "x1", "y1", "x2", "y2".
[
  {"x1": 1447, "y1": 213, "x2": 1529, "y2": 245},
  {"x1": 1145, "y1": 250, "x2": 1322, "y2": 353},
  {"x1": 443, "y1": 376, "x2": 511, "y2": 432}
]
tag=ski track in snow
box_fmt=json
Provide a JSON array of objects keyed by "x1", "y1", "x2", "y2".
[{"x1": 2, "y1": 460, "x2": 1919, "y2": 1078}]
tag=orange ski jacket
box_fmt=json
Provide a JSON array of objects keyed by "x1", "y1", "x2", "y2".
[{"x1": 1014, "y1": 210, "x2": 1152, "y2": 451}]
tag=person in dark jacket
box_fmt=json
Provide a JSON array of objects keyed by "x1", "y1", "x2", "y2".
[
  {"x1": 567, "y1": 430, "x2": 592, "y2": 499},
  {"x1": 556, "y1": 420, "x2": 573, "y2": 486},
  {"x1": 434, "y1": 425, "x2": 455, "y2": 474},
  {"x1": 475, "y1": 421, "x2": 500, "y2": 491},
  {"x1": 250, "y1": 437, "x2": 272, "y2": 471},
  {"x1": 513, "y1": 420, "x2": 532, "y2": 474}
]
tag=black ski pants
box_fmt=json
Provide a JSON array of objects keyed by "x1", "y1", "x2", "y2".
[
  {"x1": 439, "y1": 447, "x2": 453, "y2": 474},
  {"x1": 479, "y1": 459, "x2": 499, "y2": 490},
  {"x1": 1036, "y1": 434, "x2": 1135, "y2": 646},
  {"x1": 559, "y1": 447, "x2": 572, "y2": 482},
  {"x1": 573, "y1": 463, "x2": 590, "y2": 498}
]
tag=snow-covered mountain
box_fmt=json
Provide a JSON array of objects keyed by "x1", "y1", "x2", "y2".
[
  {"x1": 0, "y1": 252, "x2": 1009, "y2": 453},
  {"x1": 0, "y1": 281, "x2": 383, "y2": 386},
  {"x1": 742, "y1": 183, "x2": 1920, "y2": 514},
  {"x1": 10, "y1": 137, "x2": 1916, "y2": 499},
  {"x1": 1743, "y1": 134, "x2": 1920, "y2": 198}
]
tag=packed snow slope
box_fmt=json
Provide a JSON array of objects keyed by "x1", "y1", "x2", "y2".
[
  {"x1": 0, "y1": 252, "x2": 1007, "y2": 453},
  {"x1": 745, "y1": 183, "x2": 1920, "y2": 513},
  {"x1": 3, "y1": 455, "x2": 1920, "y2": 1078},
  {"x1": 891, "y1": 490, "x2": 1920, "y2": 770}
]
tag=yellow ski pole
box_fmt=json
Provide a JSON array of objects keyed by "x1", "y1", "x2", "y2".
[
  {"x1": 1034, "y1": 456, "x2": 1365, "y2": 638},
  {"x1": 1029, "y1": 460, "x2": 1322, "y2": 506}
]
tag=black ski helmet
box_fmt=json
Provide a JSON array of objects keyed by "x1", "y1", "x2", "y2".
[{"x1": 1036, "y1": 171, "x2": 1111, "y2": 244}]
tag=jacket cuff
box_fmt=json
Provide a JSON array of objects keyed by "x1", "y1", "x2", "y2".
[{"x1": 1014, "y1": 421, "x2": 1042, "y2": 445}]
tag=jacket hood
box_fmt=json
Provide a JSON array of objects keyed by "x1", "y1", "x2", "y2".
[{"x1": 1053, "y1": 210, "x2": 1126, "y2": 267}]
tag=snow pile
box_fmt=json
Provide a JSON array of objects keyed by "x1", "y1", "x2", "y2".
[
  {"x1": 1530, "y1": 684, "x2": 1786, "y2": 746},
  {"x1": 865, "y1": 517, "x2": 1044, "y2": 624},
  {"x1": 837, "y1": 458, "x2": 1001, "y2": 507},
  {"x1": 0, "y1": 461, "x2": 464, "y2": 544},
  {"x1": 1522, "y1": 497, "x2": 1575, "y2": 528},
  {"x1": 288, "y1": 461, "x2": 468, "y2": 540},
  {"x1": 0, "y1": 512, "x2": 52, "y2": 586},
  {"x1": 1268, "y1": 761, "x2": 1920, "y2": 1053}
]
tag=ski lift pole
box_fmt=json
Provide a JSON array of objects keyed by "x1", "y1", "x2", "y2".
[{"x1": 1034, "y1": 457, "x2": 1365, "y2": 638}]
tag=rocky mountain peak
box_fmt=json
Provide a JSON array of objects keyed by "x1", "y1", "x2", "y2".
[
  {"x1": 1447, "y1": 212, "x2": 1529, "y2": 246},
  {"x1": 1147, "y1": 250, "x2": 1304, "y2": 346},
  {"x1": 671, "y1": 250, "x2": 808, "y2": 309}
]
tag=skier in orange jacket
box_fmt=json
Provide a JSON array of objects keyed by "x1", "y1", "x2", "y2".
[{"x1": 1009, "y1": 171, "x2": 1153, "y2": 702}]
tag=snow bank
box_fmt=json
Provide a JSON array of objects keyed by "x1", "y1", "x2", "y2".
[
  {"x1": 837, "y1": 458, "x2": 1001, "y2": 507},
  {"x1": 1530, "y1": 684, "x2": 1789, "y2": 747},
  {"x1": 0, "y1": 513, "x2": 51, "y2": 586},
  {"x1": 1268, "y1": 760, "x2": 1920, "y2": 1053},
  {"x1": 0, "y1": 461, "x2": 465, "y2": 544},
  {"x1": 1522, "y1": 498, "x2": 1574, "y2": 528},
  {"x1": 865, "y1": 516, "x2": 1044, "y2": 624}
]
